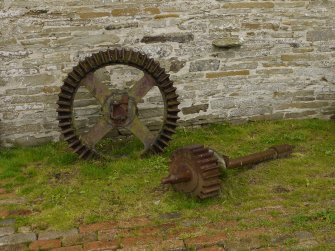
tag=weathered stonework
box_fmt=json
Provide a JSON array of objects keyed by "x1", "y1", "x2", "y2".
[{"x1": 0, "y1": 0, "x2": 334, "y2": 147}]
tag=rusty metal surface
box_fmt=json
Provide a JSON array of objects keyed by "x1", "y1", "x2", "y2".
[
  {"x1": 162, "y1": 145, "x2": 221, "y2": 199},
  {"x1": 163, "y1": 144, "x2": 294, "y2": 199},
  {"x1": 227, "y1": 144, "x2": 293, "y2": 169},
  {"x1": 57, "y1": 48, "x2": 180, "y2": 159}
]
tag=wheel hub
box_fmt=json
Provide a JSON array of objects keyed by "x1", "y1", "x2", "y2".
[{"x1": 104, "y1": 93, "x2": 136, "y2": 127}]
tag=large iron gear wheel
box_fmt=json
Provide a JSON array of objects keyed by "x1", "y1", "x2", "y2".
[
  {"x1": 57, "y1": 48, "x2": 180, "y2": 159},
  {"x1": 163, "y1": 145, "x2": 221, "y2": 199}
]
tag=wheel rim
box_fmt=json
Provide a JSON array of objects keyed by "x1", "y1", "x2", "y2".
[{"x1": 57, "y1": 48, "x2": 180, "y2": 159}]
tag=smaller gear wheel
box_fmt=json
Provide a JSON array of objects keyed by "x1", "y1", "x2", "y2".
[{"x1": 162, "y1": 145, "x2": 221, "y2": 199}]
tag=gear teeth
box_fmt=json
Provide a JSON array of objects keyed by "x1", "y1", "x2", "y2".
[
  {"x1": 203, "y1": 179, "x2": 221, "y2": 187},
  {"x1": 201, "y1": 185, "x2": 221, "y2": 194},
  {"x1": 59, "y1": 121, "x2": 71, "y2": 127},
  {"x1": 199, "y1": 191, "x2": 219, "y2": 199},
  {"x1": 197, "y1": 151, "x2": 214, "y2": 160},
  {"x1": 163, "y1": 127, "x2": 176, "y2": 134},
  {"x1": 167, "y1": 114, "x2": 180, "y2": 120},
  {"x1": 154, "y1": 68, "x2": 165, "y2": 78},
  {"x1": 144, "y1": 58, "x2": 154, "y2": 70},
  {"x1": 79, "y1": 148, "x2": 91, "y2": 159},
  {"x1": 150, "y1": 62, "x2": 160, "y2": 73},
  {"x1": 64, "y1": 134, "x2": 76, "y2": 141},
  {"x1": 57, "y1": 107, "x2": 71, "y2": 113},
  {"x1": 197, "y1": 156, "x2": 217, "y2": 165},
  {"x1": 57, "y1": 100, "x2": 71, "y2": 106},
  {"x1": 191, "y1": 147, "x2": 208, "y2": 154},
  {"x1": 165, "y1": 121, "x2": 178, "y2": 128},
  {"x1": 167, "y1": 100, "x2": 180, "y2": 106},
  {"x1": 165, "y1": 87, "x2": 177, "y2": 94},
  {"x1": 58, "y1": 93, "x2": 72, "y2": 99},
  {"x1": 69, "y1": 139, "x2": 81, "y2": 148},
  {"x1": 157, "y1": 138, "x2": 168, "y2": 147},
  {"x1": 68, "y1": 72, "x2": 81, "y2": 82},
  {"x1": 58, "y1": 48, "x2": 179, "y2": 159},
  {"x1": 73, "y1": 144, "x2": 85, "y2": 154},
  {"x1": 73, "y1": 66, "x2": 85, "y2": 77},
  {"x1": 153, "y1": 143, "x2": 164, "y2": 153},
  {"x1": 166, "y1": 93, "x2": 179, "y2": 101},
  {"x1": 168, "y1": 145, "x2": 221, "y2": 199},
  {"x1": 107, "y1": 49, "x2": 117, "y2": 61},
  {"x1": 202, "y1": 169, "x2": 220, "y2": 179},
  {"x1": 158, "y1": 73, "x2": 169, "y2": 82},
  {"x1": 86, "y1": 57, "x2": 97, "y2": 69},
  {"x1": 79, "y1": 61, "x2": 90, "y2": 73},
  {"x1": 57, "y1": 114, "x2": 72, "y2": 120},
  {"x1": 160, "y1": 81, "x2": 173, "y2": 89},
  {"x1": 200, "y1": 163, "x2": 219, "y2": 172},
  {"x1": 61, "y1": 128, "x2": 74, "y2": 134},
  {"x1": 61, "y1": 85, "x2": 75, "y2": 93},
  {"x1": 64, "y1": 78, "x2": 77, "y2": 88},
  {"x1": 161, "y1": 133, "x2": 172, "y2": 141}
]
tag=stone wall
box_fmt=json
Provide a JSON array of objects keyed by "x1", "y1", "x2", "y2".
[{"x1": 0, "y1": 0, "x2": 334, "y2": 147}]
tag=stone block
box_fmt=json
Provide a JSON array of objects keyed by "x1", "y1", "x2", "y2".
[
  {"x1": 62, "y1": 232, "x2": 97, "y2": 246},
  {"x1": 182, "y1": 104, "x2": 209, "y2": 115},
  {"x1": 206, "y1": 70, "x2": 249, "y2": 78},
  {"x1": 190, "y1": 59, "x2": 220, "y2": 72},
  {"x1": 141, "y1": 33, "x2": 194, "y2": 43},
  {"x1": 0, "y1": 227, "x2": 15, "y2": 237},
  {"x1": 0, "y1": 233, "x2": 36, "y2": 246},
  {"x1": 222, "y1": 2, "x2": 274, "y2": 8},
  {"x1": 212, "y1": 38, "x2": 241, "y2": 49},
  {"x1": 307, "y1": 30, "x2": 335, "y2": 42},
  {"x1": 38, "y1": 229, "x2": 79, "y2": 241}
]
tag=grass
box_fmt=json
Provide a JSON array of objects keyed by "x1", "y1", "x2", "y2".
[{"x1": 0, "y1": 119, "x2": 334, "y2": 248}]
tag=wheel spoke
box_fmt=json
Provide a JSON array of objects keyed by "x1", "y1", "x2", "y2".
[
  {"x1": 126, "y1": 116, "x2": 156, "y2": 150},
  {"x1": 81, "y1": 71, "x2": 112, "y2": 105},
  {"x1": 128, "y1": 73, "x2": 156, "y2": 103},
  {"x1": 80, "y1": 119, "x2": 114, "y2": 148}
]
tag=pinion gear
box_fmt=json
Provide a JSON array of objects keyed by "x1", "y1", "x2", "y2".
[
  {"x1": 57, "y1": 48, "x2": 180, "y2": 159},
  {"x1": 162, "y1": 145, "x2": 221, "y2": 199}
]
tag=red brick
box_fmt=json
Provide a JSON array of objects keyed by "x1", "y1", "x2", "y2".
[
  {"x1": 79, "y1": 221, "x2": 116, "y2": 233},
  {"x1": 185, "y1": 233, "x2": 227, "y2": 249},
  {"x1": 29, "y1": 239, "x2": 61, "y2": 250},
  {"x1": 97, "y1": 229, "x2": 117, "y2": 241},
  {"x1": 51, "y1": 245, "x2": 83, "y2": 251},
  {"x1": 83, "y1": 241, "x2": 118, "y2": 251},
  {"x1": 121, "y1": 235, "x2": 160, "y2": 248}
]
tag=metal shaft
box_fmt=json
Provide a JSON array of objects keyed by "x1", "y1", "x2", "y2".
[{"x1": 226, "y1": 144, "x2": 293, "y2": 169}]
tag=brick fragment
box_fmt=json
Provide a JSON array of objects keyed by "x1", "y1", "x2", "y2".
[{"x1": 29, "y1": 239, "x2": 61, "y2": 250}]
